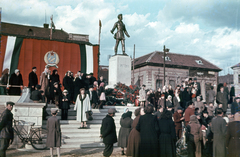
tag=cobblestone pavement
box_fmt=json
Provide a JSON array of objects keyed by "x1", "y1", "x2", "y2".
[{"x1": 7, "y1": 147, "x2": 123, "y2": 157}]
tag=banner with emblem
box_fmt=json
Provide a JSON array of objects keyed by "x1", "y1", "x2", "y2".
[{"x1": 0, "y1": 35, "x2": 99, "y2": 87}]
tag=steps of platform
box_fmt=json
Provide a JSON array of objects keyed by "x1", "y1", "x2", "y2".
[{"x1": 43, "y1": 105, "x2": 138, "y2": 148}]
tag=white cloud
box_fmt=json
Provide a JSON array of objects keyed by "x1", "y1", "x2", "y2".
[{"x1": 175, "y1": 23, "x2": 200, "y2": 34}]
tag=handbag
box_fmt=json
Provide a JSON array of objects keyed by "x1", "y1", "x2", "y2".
[{"x1": 85, "y1": 110, "x2": 93, "y2": 121}]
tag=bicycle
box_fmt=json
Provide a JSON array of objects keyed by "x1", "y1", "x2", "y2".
[{"x1": 13, "y1": 119, "x2": 48, "y2": 150}]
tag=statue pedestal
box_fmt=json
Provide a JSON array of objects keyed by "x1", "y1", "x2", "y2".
[{"x1": 108, "y1": 55, "x2": 131, "y2": 88}]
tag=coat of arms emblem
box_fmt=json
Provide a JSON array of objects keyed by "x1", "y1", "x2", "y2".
[{"x1": 44, "y1": 51, "x2": 60, "y2": 68}]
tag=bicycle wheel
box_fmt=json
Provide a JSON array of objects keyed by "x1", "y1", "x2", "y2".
[
  {"x1": 30, "y1": 127, "x2": 48, "y2": 150},
  {"x1": 176, "y1": 137, "x2": 188, "y2": 157}
]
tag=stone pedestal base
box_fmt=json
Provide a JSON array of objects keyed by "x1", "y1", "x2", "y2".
[{"x1": 108, "y1": 55, "x2": 131, "y2": 87}]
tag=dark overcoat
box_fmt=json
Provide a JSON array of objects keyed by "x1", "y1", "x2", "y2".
[
  {"x1": 136, "y1": 114, "x2": 159, "y2": 157},
  {"x1": 63, "y1": 76, "x2": 74, "y2": 101},
  {"x1": 28, "y1": 71, "x2": 38, "y2": 89},
  {"x1": 211, "y1": 116, "x2": 227, "y2": 157},
  {"x1": 46, "y1": 116, "x2": 61, "y2": 147},
  {"x1": 60, "y1": 95, "x2": 70, "y2": 110},
  {"x1": 0, "y1": 109, "x2": 14, "y2": 140},
  {"x1": 73, "y1": 77, "x2": 82, "y2": 102},
  {"x1": 100, "y1": 114, "x2": 117, "y2": 144},
  {"x1": 8, "y1": 73, "x2": 23, "y2": 95},
  {"x1": 158, "y1": 118, "x2": 176, "y2": 157},
  {"x1": 126, "y1": 115, "x2": 141, "y2": 157},
  {"x1": 118, "y1": 112, "x2": 133, "y2": 147},
  {"x1": 216, "y1": 91, "x2": 228, "y2": 112},
  {"x1": 231, "y1": 101, "x2": 240, "y2": 115},
  {"x1": 226, "y1": 121, "x2": 240, "y2": 157}
]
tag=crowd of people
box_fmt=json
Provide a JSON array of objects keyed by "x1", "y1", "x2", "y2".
[
  {"x1": 101, "y1": 77, "x2": 240, "y2": 157},
  {"x1": 0, "y1": 67, "x2": 107, "y2": 121},
  {"x1": 1, "y1": 66, "x2": 240, "y2": 157}
]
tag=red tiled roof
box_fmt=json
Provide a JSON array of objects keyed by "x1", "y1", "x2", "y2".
[{"x1": 134, "y1": 51, "x2": 221, "y2": 71}]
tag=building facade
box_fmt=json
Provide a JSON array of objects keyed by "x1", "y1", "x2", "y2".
[
  {"x1": 132, "y1": 51, "x2": 221, "y2": 101},
  {"x1": 231, "y1": 63, "x2": 240, "y2": 95}
]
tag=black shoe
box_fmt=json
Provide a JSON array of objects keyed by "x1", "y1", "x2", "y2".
[
  {"x1": 78, "y1": 127, "x2": 84, "y2": 129},
  {"x1": 121, "y1": 150, "x2": 125, "y2": 155}
]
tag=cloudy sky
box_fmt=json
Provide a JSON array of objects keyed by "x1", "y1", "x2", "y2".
[{"x1": 1, "y1": 0, "x2": 240, "y2": 75}]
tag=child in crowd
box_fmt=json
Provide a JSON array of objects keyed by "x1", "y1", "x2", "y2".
[{"x1": 61, "y1": 90, "x2": 70, "y2": 120}]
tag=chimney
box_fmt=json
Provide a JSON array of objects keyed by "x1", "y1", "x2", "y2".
[{"x1": 43, "y1": 23, "x2": 49, "y2": 28}]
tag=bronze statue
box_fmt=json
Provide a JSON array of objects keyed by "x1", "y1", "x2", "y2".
[{"x1": 110, "y1": 14, "x2": 130, "y2": 55}]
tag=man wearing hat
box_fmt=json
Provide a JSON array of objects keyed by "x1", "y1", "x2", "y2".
[
  {"x1": 46, "y1": 108, "x2": 61, "y2": 157},
  {"x1": 0, "y1": 102, "x2": 15, "y2": 157},
  {"x1": 231, "y1": 97, "x2": 240, "y2": 116},
  {"x1": 100, "y1": 108, "x2": 117, "y2": 157},
  {"x1": 194, "y1": 96, "x2": 205, "y2": 113},
  {"x1": 28, "y1": 67, "x2": 38, "y2": 92},
  {"x1": 193, "y1": 77, "x2": 201, "y2": 96},
  {"x1": 8, "y1": 69, "x2": 23, "y2": 95},
  {"x1": 30, "y1": 85, "x2": 43, "y2": 103},
  {"x1": 173, "y1": 107, "x2": 184, "y2": 139}
]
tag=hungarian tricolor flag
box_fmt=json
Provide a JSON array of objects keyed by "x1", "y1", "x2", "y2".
[{"x1": 0, "y1": 35, "x2": 99, "y2": 86}]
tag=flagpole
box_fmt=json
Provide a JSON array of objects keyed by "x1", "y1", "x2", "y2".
[
  {"x1": 98, "y1": 19, "x2": 101, "y2": 45},
  {"x1": 50, "y1": 15, "x2": 53, "y2": 40}
]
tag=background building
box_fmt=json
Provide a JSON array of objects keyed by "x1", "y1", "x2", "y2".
[
  {"x1": 132, "y1": 51, "x2": 222, "y2": 100},
  {"x1": 231, "y1": 63, "x2": 240, "y2": 95}
]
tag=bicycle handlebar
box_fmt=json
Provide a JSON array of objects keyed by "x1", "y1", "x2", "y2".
[{"x1": 14, "y1": 119, "x2": 35, "y2": 127}]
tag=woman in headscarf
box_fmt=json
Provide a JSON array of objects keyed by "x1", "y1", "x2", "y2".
[
  {"x1": 126, "y1": 107, "x2": 145, "y2": 157},
  {"x1": 98, "y1": 82, "x2": 106, "y2": 109},
  {"x1": 118, "y1": 108, "x2": 133, "y2": 155},
  {"x1": 74, "y1": 88, "x2": 91, "y2": 129},
  {"x1": 158, "y1": 109, "x2": 176, "y2": 157},
  {"x1": 0, "y1": 68, "x2": 9, "y2": 95},
  {"x1": 185, "y1": 115, "x2": 202, "y2": 157},
  {"x1": 226, "y1": 112, "x2": 240, "y2": 157},
  {"x1": 136, "y1": 104, "x2": 159, "y2": 157},
  {"x1": 8, "y1": 69, "x2": 23, "y2": 95}
]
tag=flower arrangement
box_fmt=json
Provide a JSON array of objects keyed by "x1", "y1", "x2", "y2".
[{"x1": 106, "y1": 82, "x2": 140, "y2": 105}]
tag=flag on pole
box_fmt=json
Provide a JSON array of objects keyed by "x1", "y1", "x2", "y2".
[{"x1": 99, "y1": 20, "x2": 102, "y2": 34}]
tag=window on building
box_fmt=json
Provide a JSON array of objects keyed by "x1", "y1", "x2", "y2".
[
  {"x1": 156, "y1": 79, "x2": 162, "y2": 90},
  {"x1": 169, "y1": 80, "x2": 175, "y2": 89},
  {"x1": 195, "y1": 60, "x2": 203, "y2": 65},
  {"x1": 28, "y1": 29, "x2": 33, "y2": 36}
]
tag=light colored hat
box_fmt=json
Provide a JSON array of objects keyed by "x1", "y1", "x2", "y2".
[
  {"x1": 15, "y1": 69, "x2": 20, "y2": 74},
  {"x1": 51, "y1": 108, "x2": 58, "y2": 114},
  {"x1": 62, "y1": 89, "x2": 68, "y2": 94},
  {"x1": 124, "y1": 108, "x2": 129, "y2": 113}
]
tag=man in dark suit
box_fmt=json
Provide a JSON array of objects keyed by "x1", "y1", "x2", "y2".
[
  {"x1": 0, "y1": 102, "x2": 14, "y2": 157},
  {"x1": 231, "y1": 97, "x2": 240, "y2": 115},
  {"x1": 193, "y1": 77, "x2": 201, "y2": 96},
  {"x1": 216, "y1": 86, "x2": 228, "y2": 113},
  {"x1": 88, "y1": 86, "x2": 99, "y2": 109},
  {"x1": 100, "y1": 108, "x2": 117, "y2": 157},
  {"x1": 28, "y1": 67, "x2": 38, "y2": 92}
]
